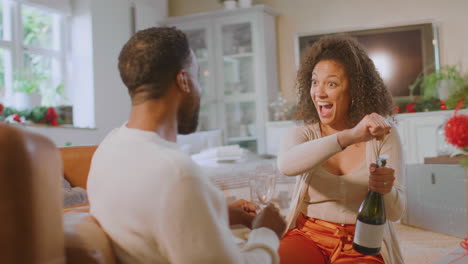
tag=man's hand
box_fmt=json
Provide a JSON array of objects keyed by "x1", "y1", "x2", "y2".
[
  {"x1": 251, "y1": 203, "x2": 286, "y2": 239},
  {"x1": 228, "y1": 199, "x2": 259, "y2": 228}
]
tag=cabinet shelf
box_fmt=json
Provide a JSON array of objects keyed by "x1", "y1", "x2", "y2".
[
  {"x1": 227, "y1": 136, "x2": 257, "y2": 143},
  {"x1": 223, "y1": 52, "x2": 254, "y2": 60},
  {"x1": 224, "y1": 93, "x2": 256, "y2": 102}
]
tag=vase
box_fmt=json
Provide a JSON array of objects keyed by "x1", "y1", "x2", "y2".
[
  {"x1": 436, "y1": 121, "x2": 452, "y2": 156},
  {"x1": 223, "y1": 0, "x2": 237, "y2": 10},
  {"x1": 438, "y1": 79, "x2": 456, "y2": 101},
  {"x1": 13, "y1": 92, "x2": 32, "y2": 110}
]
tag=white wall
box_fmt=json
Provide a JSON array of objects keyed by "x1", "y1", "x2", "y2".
[{"x1": 23, "y1": 0, "x2": 168, "y2": 147}]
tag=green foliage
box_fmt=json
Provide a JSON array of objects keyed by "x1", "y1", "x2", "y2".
[
  {"x1": 413, "y1": 98, "x2": 444, "y2": 112},
  {"x1": 55, "y1": 83, "x2": 65, "y2": 96},
  {"x1": 1, "y1": 105, "x2": 62, "y2": 125},
  {"x1": 22, "y1": 6, "x2": 52, "y2": 47},
  {"x1": 409, "y1": 65, "x2": 466, "y2": 100},
  {"x1": 445, "y1": 79, "x2": 468, "y2": 110},
  {"x1": 2, "y1": 106, "x2": 17, "y2": 117},
  {"x1": 13, "y1": 70, "x2": 46, "y2": 94}
]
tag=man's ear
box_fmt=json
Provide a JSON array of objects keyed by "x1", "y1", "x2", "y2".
[{"x1": 176, "y1": 70, "x2": 190, "y2": 93}]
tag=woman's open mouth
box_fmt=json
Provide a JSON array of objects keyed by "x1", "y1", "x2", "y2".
[{"x1": 317, "y1": 101, "x2": 334, "y2": 118}]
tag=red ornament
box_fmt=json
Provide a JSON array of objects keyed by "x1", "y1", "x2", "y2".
[
  {"x1": 445, "y1": 114, "x2": 468, "y2": 149},
  {"x1": 440, "y1": 100, "x2": 447, "y2": 110},
  {"x1": 12, "y1": 114, "x2": 21, "y2": 123},
  {"x1": 393, "y1": 105, "x2": 400, "y2": 114},
  {"x1": 406, "y1": 103, "x2": 416, "y2": 113},
  {"x1": 0, "y1": 103, "x2": 4, "y2": 114}
]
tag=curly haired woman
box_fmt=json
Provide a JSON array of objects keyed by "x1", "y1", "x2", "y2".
[{"x1": 277, "y1": 35, "x2": 405, "y2": 264}]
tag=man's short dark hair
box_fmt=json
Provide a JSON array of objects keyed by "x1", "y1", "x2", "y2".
[{"x1": 118, "y1": 27, "x2": 191, "y2": 104}]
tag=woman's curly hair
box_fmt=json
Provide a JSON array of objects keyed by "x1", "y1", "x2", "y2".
[{"x1": 295, "y1": 35, "x2": 394, "y2": 127}]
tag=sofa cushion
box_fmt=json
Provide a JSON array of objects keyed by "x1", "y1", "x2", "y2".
[
  {"x1": 60, "y1": 146, "x2": 97, "y2": 189},
  {"x1": 64, "y1": 205, "x2": 115, "y2": 264},
  {"x1": 63, "y1": 178, "x2": 89, "y2": 207}
]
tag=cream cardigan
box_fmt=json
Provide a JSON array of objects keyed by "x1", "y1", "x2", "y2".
[{"x1": 277, "y1": 123, "x2": 406, "y2": 264}]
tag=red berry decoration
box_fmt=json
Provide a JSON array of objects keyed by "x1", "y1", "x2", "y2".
[
  {"x1": 444, "y1": 100, "x2": 468, "y2": 150},
  {"x1": 440, "y1": 100, "x2": 447, "y2": 110},
  {"x1": 406, "y1": 103, "x2": 416, "y2": 113},
  {"x1": 12, "y1": 114, "x2": 21, "y2": 123},
  {"x1": 44, "y1": 107, "x2": 60, "y2": 126},
  {"x1": 445, "y1": 114, "x2": 468, "y2": 149}
]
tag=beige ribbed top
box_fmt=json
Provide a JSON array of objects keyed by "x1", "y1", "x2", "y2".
[{"x1": 277, "y1": 123, "x2": 406, "y2": 264}]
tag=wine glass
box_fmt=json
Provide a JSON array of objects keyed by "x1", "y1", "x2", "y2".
[{"x1": 249, "y1": 162, "x2": 277, "y2": 207}]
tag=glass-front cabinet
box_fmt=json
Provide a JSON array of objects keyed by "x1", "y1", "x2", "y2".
[
  {"x1": 164, "y1": 5, "x2": 279, "y2": 153},
  {"x1": 184, "y1": 26, "x2": 218, "y2": 132}
]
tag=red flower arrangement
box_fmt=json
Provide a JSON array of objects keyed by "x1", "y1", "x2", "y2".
[
  {"x1": 406, "y1": 103, "x2": 416, "y2": 113},
  {"x1": 44, "y1": 107, "x2": 60, "y2": 126},
  {"x1": 444, "y1": 100, "x2": 468, "y2": 152}
]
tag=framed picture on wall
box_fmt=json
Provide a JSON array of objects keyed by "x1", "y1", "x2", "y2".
[{"x1": 295, "y1": 23, "x2": 440, "y2": 101}]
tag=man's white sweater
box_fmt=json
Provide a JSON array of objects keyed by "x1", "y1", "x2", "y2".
[{"x1": 87, "y1": 125, "x2": 279, "y2": 263}]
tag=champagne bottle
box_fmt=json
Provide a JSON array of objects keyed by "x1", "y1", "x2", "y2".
[{"x1": 353, "y1": 156, "x2": 387, "y2": 255}]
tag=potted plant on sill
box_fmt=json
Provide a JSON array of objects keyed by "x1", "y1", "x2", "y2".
[
  {"x1": 403, "y1": 65, "x2": 468, "y2": 113},
  {"x1": 409, "y1": 65, "x2": 466, "y2": 101},
  {"x1": 12, "y1": 70, "x2": 45, "y2": 110}
]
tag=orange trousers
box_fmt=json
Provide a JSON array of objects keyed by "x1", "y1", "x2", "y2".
[{"x1": 278, "y1": 213, "x2": 385, "y2": 264}]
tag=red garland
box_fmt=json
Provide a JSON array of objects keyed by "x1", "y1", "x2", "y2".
[
  {"x1": 445, "y1": 100, "x2": 468, "y2": 150},
  {"x1": 406, "y1": 103, "x2": 416, "y2": 113}
]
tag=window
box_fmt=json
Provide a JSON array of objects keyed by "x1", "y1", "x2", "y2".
[{"x1": 0, "y1": 0, "x2": 67, "y2": 109}]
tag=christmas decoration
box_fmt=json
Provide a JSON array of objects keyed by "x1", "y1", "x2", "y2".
[
  {"x1": 398, "y1": 98, "x2": 454, "y2": 114},
  {"x1": 444, "y1": 100, "x2": 468, "y2": 168},
  {"x1": 406, "y1": 103, "x2": 416, "y2": 113},
  {"x1": 445, "y1": 101, "x2": 468, "y2": 151},
  {"x1": 1, "y1": 106, "x2": 62, "y2": 126},
  {"x1": 0, "y1": 103, "x2": 4, "y2": 122}
]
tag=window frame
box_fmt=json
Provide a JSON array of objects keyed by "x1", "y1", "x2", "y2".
[{"x1": 0, "y1": 0, "x2": 68, "y2": 107}]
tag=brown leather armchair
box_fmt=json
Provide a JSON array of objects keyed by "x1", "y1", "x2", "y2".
[
  {"x1": 0, "y1": 124, "x2": 65, "y2": 264},
  {"x1": 0, "y1": 124, "x2": 115, "y2": 264}
]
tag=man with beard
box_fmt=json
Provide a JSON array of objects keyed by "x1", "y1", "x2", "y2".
[{"x1": 87, "y1": 27, "x2": 285, "y2": 264}]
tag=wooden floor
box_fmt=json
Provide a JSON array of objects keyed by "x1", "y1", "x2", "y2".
[{"x1": 396, "y1": 223, "x2": 463, "y2": 264}]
